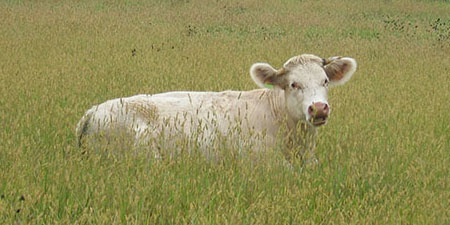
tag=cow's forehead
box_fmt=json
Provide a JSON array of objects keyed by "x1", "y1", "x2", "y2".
[
  {"x1": 284, "y1": 55, "x2": 327, "y2": 83},
  {"x1": 283, "y1": 54, "x2": 323, "y2": 68}
]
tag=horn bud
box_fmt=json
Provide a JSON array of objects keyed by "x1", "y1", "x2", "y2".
[
  {"x1": 322, "y1": 58, "x2": 332, "y2": 65},
  {"x1": 323, "y1": 56, "x2": 343, "y2": 66},
  {"x1": 276, "y1": 67, "x2": 287, "y2": 76}
]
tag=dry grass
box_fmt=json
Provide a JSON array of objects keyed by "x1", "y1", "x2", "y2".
[{"x1": 0, "y1": 0, "x2": 449, "y2": 224}]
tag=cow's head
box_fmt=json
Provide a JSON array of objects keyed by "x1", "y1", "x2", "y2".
[{"x1": 250, "y1": 54, "x2": 357, "y2": 127}]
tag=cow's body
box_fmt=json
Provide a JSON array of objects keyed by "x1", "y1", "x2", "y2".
[
  {"x1": 77, "y1": 89, "x2": 300, "y2": 153},
  {"x1": 76, "y1": 54, "x2": 357, "y2": 165}
]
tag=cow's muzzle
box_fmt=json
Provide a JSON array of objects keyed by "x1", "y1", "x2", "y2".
[{"x1": 308, "y1": 102, "x2": 329, "y2": 126}]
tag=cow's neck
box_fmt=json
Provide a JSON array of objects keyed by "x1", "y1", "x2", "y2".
[
  {"x1": 263, "y1": 88, "x2": 283, "y2": 118},
  {"x1": 264, "y1": 88, "x2": 295, "y2": 128}
]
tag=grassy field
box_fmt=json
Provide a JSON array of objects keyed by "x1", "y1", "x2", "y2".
[{"x1": 0, "y1": 0, "x2": 449, "y2": 224}]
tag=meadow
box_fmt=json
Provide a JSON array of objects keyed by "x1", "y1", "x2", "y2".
[{"x1": 0, "y1": 0, "x2": 449, "y2": 224}]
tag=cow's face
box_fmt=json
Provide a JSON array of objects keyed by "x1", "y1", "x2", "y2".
[{"x1": 250, "y1": 54, "x2": 357, "y2": 127}]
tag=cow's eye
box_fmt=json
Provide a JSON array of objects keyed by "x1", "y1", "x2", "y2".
[
  {"x1": 324, "y1": 79, "x2": 329, "y2": 87},
  {"x1": 291, "y1": 82, "x2": 302, "y2": 90}
]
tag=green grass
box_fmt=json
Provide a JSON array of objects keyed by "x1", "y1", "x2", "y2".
[{"x1": 0, "y1": 0, "x2": 449, "y2": 224}]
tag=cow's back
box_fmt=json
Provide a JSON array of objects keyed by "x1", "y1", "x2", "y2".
[{"x1": 77, "y1": 89, "x2": 277, "y2": 150}]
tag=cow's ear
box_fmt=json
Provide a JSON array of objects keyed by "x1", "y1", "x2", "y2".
[
  {"x1": 323, "y1": 57, "x2": 357, "y2": 87},
  {"x1": 250, "y1": 63, "x2": 288, "y2": 89}
]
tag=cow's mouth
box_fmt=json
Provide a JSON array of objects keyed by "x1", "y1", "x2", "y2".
[{"x1": 310, "y1": 117, "x2": 327, "y2": 126}]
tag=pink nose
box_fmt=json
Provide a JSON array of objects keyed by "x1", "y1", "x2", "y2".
[{"x1": 308, "y1": 102, "x2": 329, "y2": 119}]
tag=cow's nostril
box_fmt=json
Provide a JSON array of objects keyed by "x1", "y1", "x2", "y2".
[
  {"x1": 309, "y1": 102, "x2": 329, "y2": 118},
  {"x1": 308, "y1": 105, "x2": 315, "y2": 115}
]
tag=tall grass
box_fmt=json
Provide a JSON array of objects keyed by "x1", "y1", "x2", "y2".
[{"x1": 0, "y1": 0, "x2": 449, "y2": 224}]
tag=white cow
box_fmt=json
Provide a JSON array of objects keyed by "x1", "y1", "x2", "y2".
[{"x1": 76, "y1": 54, "x2": 357, "y2": 165}]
